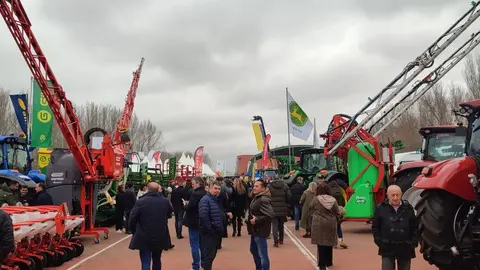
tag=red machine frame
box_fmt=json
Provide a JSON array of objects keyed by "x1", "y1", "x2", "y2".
[{"x1": 0, "y1": 0, "x2": 143, "y2": 240}]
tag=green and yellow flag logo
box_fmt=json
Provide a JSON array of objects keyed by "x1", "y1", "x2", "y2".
[
  {"x1": 31, "y1": 79, "x2": 53, "y2": 148},
  {"x1": 286, "y1": 90, "x2": 313, "y2": 141},
  {"x1": 289, "y1": 101, "x2": 309, "y2": 127}
]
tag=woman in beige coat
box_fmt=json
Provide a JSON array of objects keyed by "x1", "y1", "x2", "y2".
[
  {"x1": 310, "y1": 182, "x2": 342, "y2": 270},
  {"x1": 299, "y1": 182, "x2": 316, "y2": 238}
]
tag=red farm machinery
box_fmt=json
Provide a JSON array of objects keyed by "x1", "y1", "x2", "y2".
[
  {"x1": 1, "y1": 0, "x2": 143, "y2": 256},
  {"x1": 320, "y1": 1, "x2": 480, "y2": 225}
]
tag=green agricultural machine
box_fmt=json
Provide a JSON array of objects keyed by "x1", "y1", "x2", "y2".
[{"x1": 95, "y1": 156, "x2": 177, "y2": 226}]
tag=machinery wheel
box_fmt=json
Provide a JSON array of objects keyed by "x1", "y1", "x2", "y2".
[
  {"x1": 28, "y1": 256, "x2": 43, "y2": 270},
  {"x1": 94, "y1": 237, "x2": 100, "y2": 244},
  {"x1": 393, "y1": 170, "x2": 421, "y2": 194},
  {"x1": 52, "y1": 251, "x2": 65, "y2": 267},
  {"x1": 12, "y1": 261, "x2": 30, "y2": 270},
  {"x1": 42, "y1": 252, "x2": 55, "y2": 267},
  {"x1": 72, "y1": 242, "x2": 85, "y2": 257},
  {"x1": 104, "y1": 232, "x2": 109, "y2": 239},
  {"x1": 415, "y1": 189, "x2": 467, "y2": 269},
  {"x1": 61, "y1": 247, "x2": 75, "y2": 262},
  {"x1": 26, "y1": 258, "x2": 35, "y2": 270}
]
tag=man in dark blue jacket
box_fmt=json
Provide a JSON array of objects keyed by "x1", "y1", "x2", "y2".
[
  {"x1": 183, "y1": 177, "x2": 206, "y2": 270},
  {"x1": 128, "y1": 182, "x2": 173, "y2": 270},
  {"x1": 198, "y1": 181, "x2": 224, "y2": 270}
]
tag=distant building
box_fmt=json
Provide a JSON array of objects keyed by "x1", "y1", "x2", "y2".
[{"x1": 236, "y1": 155, "x2": 253, "y2": 175}]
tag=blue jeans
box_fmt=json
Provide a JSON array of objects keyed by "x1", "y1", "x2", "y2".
[
  {"x1": 139, "y1": 250, "x2": 162, "y2": 270},
  {"x1": 174, "y1": 208, "x2": 185, "y2": 237},
  {"x1": 337, "y1": 223, "x2": 343, "y2": 238},
  {"x1": 293, "y1": 204, "x2": 301, "y2": 229},
  {"x1": 250, "y1": 235, "x2": 270, "y2": 270},
  {"x1": 189, "y1": 227, "x2": 201, "y2": 270}
]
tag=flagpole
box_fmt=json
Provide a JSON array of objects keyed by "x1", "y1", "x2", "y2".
[
  {"x1": 313, "y1": 118, "x2": 316, "y2": 147},
  {"x1": 286, "y1": 87, "x2": 292, "y2": 172}
]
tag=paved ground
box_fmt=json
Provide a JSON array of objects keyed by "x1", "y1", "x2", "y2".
[
  {"x1": 284, "y1": 220, "x2": 437, "y2": 269},
  {"x1": 52, "y1": 219, "x2": 438, "y2": 269}
]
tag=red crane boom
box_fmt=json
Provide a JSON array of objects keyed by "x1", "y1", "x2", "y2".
[
  {"x1": 0, "y1": 0, "x2": 97, "y2": 179},
  {"x1": 114, "y1": 58, "x2": 144, "y2": 148}
]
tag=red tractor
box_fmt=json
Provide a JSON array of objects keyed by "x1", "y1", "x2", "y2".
[
  {"x1": 411, "y1": 100, "x2": 480, "y2": 269},
  {"x1": 393, "y1": 124, "x2": 466, "y2": 194}
]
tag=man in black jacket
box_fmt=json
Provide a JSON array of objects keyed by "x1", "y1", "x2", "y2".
[
  {"x1": 290, "y1": 177, "x2": 306, "y2": 231},
  {"x1": 372, "y1": 185, "x2": 418, "y2": 270},
  {"x1": 267, "y1": 178, "x2": 292, "y2": 247},
  {"x1": 183, "y1": 177, "x2": 206, "y2": 270},
  {"x1": 170, "y1": 180, "x2": 188, "y2": 239},
  {"x1": 124, "y1": 183, "x2": 137, "y2": 234},
  {"x1": 128, "y1": 182, "x2": 173, "y2": 270},
  {"x1": 248, "y1": 179, "x2": 274, "y2": 270},
  {"x1": 34, "y1": 182, "x2": 53, "y2": 206},
  {"x1": 0, "y1": 208, "x2": 14, "y2": 263}
]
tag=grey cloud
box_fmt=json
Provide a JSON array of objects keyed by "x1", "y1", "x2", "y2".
[{"x1": 0, "y1": 0, "x2": 469, "y2": 165}]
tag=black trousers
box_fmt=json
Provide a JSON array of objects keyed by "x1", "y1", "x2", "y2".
[
  {"x1": 200, "y1": 233, "x2": 219, "y2": 270},
  {"x1": 317, "y1": 245, "x2": 333, "y2": 268},
  {"x1": 115, "y1": 208, "x2": 125, "y2": 231},
  {"x1": 381, "y1": 257, "x2": 411, "y2": 270},
  {"x1": 125, "y1": 210, "x2": 132, "y2": 233},
  {"x1": 232, "y1": 214, "x2": 243, "y2": 234}
]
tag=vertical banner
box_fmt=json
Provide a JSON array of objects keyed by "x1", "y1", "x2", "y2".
[
  {"x1": 262, "y1": 134, "x2": 271, "y2": 169},
  {"x1": 9, "y1": 94, "x2": 29, "y2": 135},
  {"x1": 37, "y1": 148, "x2": 52, "y2": 174},
  {"x1": 31, "y1": 79, "x2": 53, "y2": 148},
  {"x1": 194, "y1": 146, "x2": 204, "y2": 176},
  {"x1": 153, "y1": 151, "x2": 162, "y2": 164},
  {"x1": 251, "y1": 123, "x2": 264, "y2": 151}
]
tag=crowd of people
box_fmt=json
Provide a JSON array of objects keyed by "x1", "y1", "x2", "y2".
[
  {"x1": 0, "y1": 171, "x2": 419, "y2": 270},
  {"x1": 119, "y1": 173, "x2": 360, "y2": 270}
]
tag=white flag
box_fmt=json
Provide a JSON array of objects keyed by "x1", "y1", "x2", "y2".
[
  {"x1": 287, "y1": 91, "x2": 313, "y2": 141},
  {"x1": 313, "y1": 118, "x2": 320, "y2": 148}
]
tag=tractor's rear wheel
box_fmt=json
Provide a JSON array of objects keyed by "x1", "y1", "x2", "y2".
[{"x1": 416, "y1": 189, "x2": 471, "y2": 269}]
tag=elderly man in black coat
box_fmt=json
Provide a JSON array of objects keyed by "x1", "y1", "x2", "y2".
[{"x1": 128, "y1": 182, "x2": 173, "y2": 270}]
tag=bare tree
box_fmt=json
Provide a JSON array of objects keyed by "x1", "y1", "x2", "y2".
[
  {"x1": 463, "y1": 53, "x2": 480, "y2": 99},
  {"x1": 0, "y1": 88, "x2": 19, "y2": 135},
  {"x1": 448, "y1": 82, "x2": 469, "y2": 124},
  {"x1": 131, "y1": 119, "x2": 163, "y2": 153},
  {"x1": 417, "y1": 83, "x2": 452, "y2": 126}
]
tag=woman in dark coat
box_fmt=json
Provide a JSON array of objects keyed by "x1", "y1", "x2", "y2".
[{"x1": 231, "y1": 178, "x2": 248, "y2": 237}]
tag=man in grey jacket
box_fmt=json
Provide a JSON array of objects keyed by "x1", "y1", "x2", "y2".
[{"x1": 267, "y1": 177, "x2": 291, "y2": 247}]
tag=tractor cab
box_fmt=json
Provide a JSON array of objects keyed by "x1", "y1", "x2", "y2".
[
  {"x1": 0, "y1": 135, "x2": 44, "y2": 186},
  {"x1": 419, "y1": 125, "x2": 466, "y2": 162},
  {"x1": 393, "y1": 124, "x2": 466, "y2": 193},
  {"x1": 0, "y1": 135, "x2": 30, "y2": 173}
]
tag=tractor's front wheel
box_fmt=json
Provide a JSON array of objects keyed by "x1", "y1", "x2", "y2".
[{"x1": 416, "y1": 189, "x2": 473, "y2": 269}]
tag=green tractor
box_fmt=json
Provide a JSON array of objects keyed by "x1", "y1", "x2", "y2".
[
  {"x1": 283, "y1": 147, "x2": 348, "y2": 187},
  {"x1": 94, "y1": 156, "x2": 177, "y2": 226}
]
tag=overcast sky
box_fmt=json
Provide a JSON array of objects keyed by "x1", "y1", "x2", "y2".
[{"x1": 0, "y1": 0, "x2": 478, "y2": 170}]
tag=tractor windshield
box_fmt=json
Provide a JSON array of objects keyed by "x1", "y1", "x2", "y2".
[
  {"x1": 303, "y1": 153, "x2": 328, "y2": 173},
  {"x1": 6, "y1": 143, "x2": 28, "y2": 174},
  {"x1": 427, "y1": 133, "x2": 465, "y2": 161}
]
